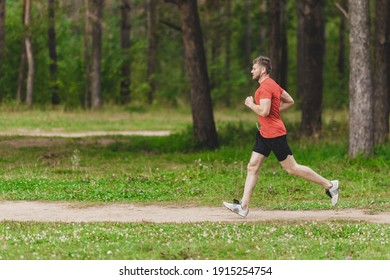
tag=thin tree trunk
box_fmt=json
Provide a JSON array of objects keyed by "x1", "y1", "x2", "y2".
[
  {"x1": 224, "y1": 0, "x2": 231, "y2": 106},
  {"x1": 244, "y1": 0, "x2": 252, "y2": 69},
  {"x1": 24, "y1": 0, "x2": 34, "y2": 106},
  {"x1": 146, "y1": 0, "x2": 157, "y2": 105},
  {"x1": 84, "y1": 0, "x2": 91, "y2": 108},
  {"x1": 337, "y1": 1, "x2": 346, "y2": 79},
  {"x1": 225, "y1": 0, "x2": 231, "y2": 82},
  {"x1": 17, "y1": 0, "x2": 26, "y2": 103},
  {"x1": 176, "y1": 0, "x2": 218, "y2": 149},
  {"x1": 348, "y1": 0, "x2": 374, "y2": 156},
  {"x1": 120, "y1": 0, "x2": 131, "y2": 105},
  {"x1": 90, "y1": 0, "x2": 103, "y2": 109},
  {"x1": 48, "y1": 0, "x2": 59, "y2": 105},
  {"x1": 373, "y1": 0, "x2": 390, "y2": 144},
  {"x1": 296, "y1": 1, "x2": 305, "y2": 107},
  {"x1": 258, "y1": 0, "x2": 267, "y2": 54},
  {"x1": 280, "y1": 0, "x2": 288, "y2": 90},
  {"x1": 269, "y1": 0, "x2": 281, "y2": 84},
  {"x1": 0, "y1": 0, "x2": 5, "y2": 65}
]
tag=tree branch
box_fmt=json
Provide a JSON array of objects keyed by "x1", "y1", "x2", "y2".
[
  {"x1": 335, "y1": 2, "x2": 349, "y2": 19},
  {"x1": 159, "y1": 19, "x2": 182, "y2": 32}
]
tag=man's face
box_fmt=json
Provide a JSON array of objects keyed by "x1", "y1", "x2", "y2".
[{"x1": 251, "y1": 63, "x2": 263, "y2": 80}]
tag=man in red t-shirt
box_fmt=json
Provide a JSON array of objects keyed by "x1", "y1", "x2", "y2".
[{"x1": 223, "y1": 56, "x2": 339, "y2": 217}]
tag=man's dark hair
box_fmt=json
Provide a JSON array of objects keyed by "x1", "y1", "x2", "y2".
[{"x1": 253, "y1": 56, "x2": 272, "y2": 74}]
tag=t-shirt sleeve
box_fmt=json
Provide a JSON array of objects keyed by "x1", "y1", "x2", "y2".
[{"x1": 259, "y1": 84, "x2": 272, "y2": 99}]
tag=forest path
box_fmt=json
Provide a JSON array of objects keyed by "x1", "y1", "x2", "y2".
[{"x1": 1, "y1": 201, "x2": 389, "y2": 224}]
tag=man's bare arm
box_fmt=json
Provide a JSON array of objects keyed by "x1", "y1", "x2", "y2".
[
  {"x1": 280, "y1": 91, "x2": 294, "y2": 112},
  {"x1": 245, "y1": 96, "x2": 271, "y2": 117}
]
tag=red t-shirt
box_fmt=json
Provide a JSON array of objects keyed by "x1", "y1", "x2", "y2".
[{"x1": 254, "y1": 77, "x2": 287, "y2": 138}]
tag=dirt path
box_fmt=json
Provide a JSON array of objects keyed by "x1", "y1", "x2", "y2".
[
  {"x1": 0, "y1": 130, "x2": 171, "y2": 138},
  {"x1": 1, "y1": 201, "x2": 389, "y2": 224}
]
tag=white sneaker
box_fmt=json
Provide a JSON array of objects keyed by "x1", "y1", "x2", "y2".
[
  {"x1": 325, "y1": 180, "x2": 339, "y2": 206},
  {"x1": 223, "y1": 199, "x2": 249, "y2": 217}
]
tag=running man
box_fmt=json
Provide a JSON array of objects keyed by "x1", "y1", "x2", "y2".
[{"x1": 223, "y1": 56, "x2": 339, "y2": 217}]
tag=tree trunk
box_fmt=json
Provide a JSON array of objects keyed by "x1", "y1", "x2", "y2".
[
  {"x1": 296, "y1": 1, "x2": 305, "y2": 107},
  {"x1": 146, "y1": 0, "x2": 157, "y2": 105},
  {"x1": 269, "y1": 0, "x2": 281, "y2": 84},
  {"x1": 297, "y1": 0, "x2": 325, "y2": 137},
  {"x1": 0, "y1": 0, "x2": 5, "y2": 65},
  {"x1": 90, "y1": 0, "x2": 103, "y2": 109},
  {"x1": 17, "y1": 0, "x2": 26, "y2": 103},
  {"x1": 348, "y1": 0, "x2": 374, "y2": 156},
  {"x1": 84, "y1": 0, "x2": 91, "y2": 108},
  {"x1": 24, "y1": 0, "x2": 34, "y2": 107},
  {"x1": 48, "y1": 0, "x2": 59, "y2": 105},
  {"x1": 280, "y1": 0, "x2": 288, "y2": 90},
  {"x1": 177, "y1": 0, "x2": 218, "y2": 149},
  {"x1": 120, "y1": 0, "x2": 131, "y2": 105},
  {"x1": 225, "y1": 0, "x2": 231, "y2": 82},
  {"x1": 224, "y1": 0, "x2": 231, "y2": 106},
  {"x1": 205, "y1": 0, "x2": 222, "y2": 91},
  {"x1": 258, "y1": 0, "x2": 268, "y2": 55},
  {"x1": 244, "y1": 0, "x2": 252, "y2": 69},
  {"x1": 373, "y1": 0, "x2": 390, "y2": 144},
  {"x1": 337, "y1": 0, "x2": 346, "y2": 79}
]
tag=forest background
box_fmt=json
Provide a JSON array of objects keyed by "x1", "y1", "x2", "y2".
[{"x1": 0, "y1": 0, "x2": 388, "y2": 154}]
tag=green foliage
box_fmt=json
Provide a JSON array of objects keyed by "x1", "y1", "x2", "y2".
[{"x1": 0, "y1": 0, "x2": 352, "y2": 108}]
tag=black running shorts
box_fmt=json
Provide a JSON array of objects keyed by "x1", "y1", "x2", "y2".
[{"x1": 252, "y1": 132, "x2": 293, "y2": 161}]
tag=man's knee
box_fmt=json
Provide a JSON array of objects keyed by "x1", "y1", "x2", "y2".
[
  {"x1": 282, "y1": 164, "x2": 299, "y2": 175},
  {"x1": 247, "y1": 160, "x2": 260, "y2": 174}
]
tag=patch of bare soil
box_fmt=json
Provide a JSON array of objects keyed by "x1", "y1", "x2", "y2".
[{"x1": 0, "y1": 201, "x2": 389, "y2": 224}]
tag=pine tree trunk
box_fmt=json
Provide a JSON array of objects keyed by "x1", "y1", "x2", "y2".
[
  {"x1": 269, "y1": 0, "x2": 281, "y2": 84},
  {"x1": 224, "y1": 0, "x2": 232, "y2": 106},
  {"x1": 146, "y1": 0, "x2": 157, "y2": 105},
  {"x1": 48, "y1": 0, "x2": 59, "y2": 105},
  {"x1": 177, "y1": 0, "x2": 218, "y2": 149},
  {"x1": 84, "y1": 0, "x2": 91, "y2": 108},
  {"x1": 348, "y1": 0, "x2": 374, "y2": 156},
  {"x1": 0, "y1": 0, "x2": 5, "y2": 65},
  {"x1": 280, "y1": 0, "x2": 288, "y2": 90},
  {"x1": 120, "y1": 0, "x2": 131, "y2": 105},
  {"x1": 297, "y1": 0, "x2": 325, "y2": 137},
  {"x1": 90, "y1": 0, "x2": 103, "y2": 109},
  {"x1": 337, "y1": 0, "x2": 346, "y2": 79},
  {"x1": 258, "y1": 0, "x2": 267, "y2": 55},
  {"x1": 244, "y1": 0, "x2": 252, "y2": 69},
  {"x1": 24, "y1": 0, "x2": 34, "y2": 107},
  {"x1": 373, "y1": 0, "x2": 390, "y2": 144},
  {"x1": 17, "y1": 0, "x2": 26, "y2": 103}
]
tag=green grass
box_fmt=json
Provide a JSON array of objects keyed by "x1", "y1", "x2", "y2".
[
  {"x1": 0, "y1": 221, "x2": 388, "y2": 260},
  {"x1": 0, "y1": 106, "x2": 389, "y2": 260},
  {"x1": 0, "y1": 133, "x2": 388, "y2": 211}
]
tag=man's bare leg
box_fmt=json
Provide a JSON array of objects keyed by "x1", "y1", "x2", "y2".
[
  {"x1": 280, "y1": 155, "x2": 332, "y2": 189},
  {"x1": 241, "y1": 152, "x2": 267, "y2": 209}
]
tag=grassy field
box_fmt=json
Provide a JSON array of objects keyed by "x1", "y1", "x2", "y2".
[
  {"x1": 0, "y1": 106, "x2": 389, "y2": 260},
  {"x1": 1, "y1": 221, "x2": 388, "y2": 260}
]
